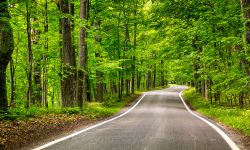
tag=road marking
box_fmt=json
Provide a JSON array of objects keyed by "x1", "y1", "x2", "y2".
[
  {"x1": 33, "y1": 94, "x2": 147, "y2": 150},
  {"x1": 179, "y1": 91, "x2": 240, "y2": 150}
]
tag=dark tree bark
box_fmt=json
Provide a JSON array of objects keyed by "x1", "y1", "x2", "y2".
[
  {"x1": 131, "y1": 1, "x2": 137, "y2": 95},
  {"x1": 26, "y1": 1, "x2": 33, "y2": 108},
  {"x1": 9, "y1": 58, "x2": 15, "y2": 107},
  {"x1": 0, "y1": 0, "x2": 14, "y2": 110},
  {"x1": 124, "y1": 21, "x2": 130, "y2": 96},
  {"x1": 32, "y1": 5, "x2": 42, "y2": 105},
  {"x1": 117, "y1": 11, "x2": 122, "y2": 99},
  {"x1": 60, "y1": 0, "x2": 76, "y2": 107},
  {"x1": 95, "y1": 19, "x2": 103, "y2": 102},
  {"x1": 146, "y1": 70, "x2": 151, "y2": 90},
  {"x1": 137, "y1": 70, "x2": 141, "y2": 90},
  {"x1": 160, "y1": 60, "x2": 164, "y2": 87},
  {"x1": 78, "y1": 0, "x2": 88, "y2": 107},
  {"x1": 56, "y1": 3, "x2": 64, "y2": 107},
  {"x1": 69, "y1": 0, "x2": 75, "y2": 30},
  {"x1": 240, "y1": 0, "x2": 250, "y2": 80},
  {"x1": 153, "y1": 54, "x2": 156, "y2": 88},
  {"x1": 42, "y1": 0, "x2": 49, "y2": 107}
]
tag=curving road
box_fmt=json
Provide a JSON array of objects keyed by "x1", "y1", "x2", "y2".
[{"x1": 39, "y1": 86, "x2": 235, "y2": 150}]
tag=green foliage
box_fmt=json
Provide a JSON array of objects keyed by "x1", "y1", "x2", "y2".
[
  {"x1": 1, "y1": 0, "x2": 248, "y2": 120},
  {"x1": 184, "y1": 88, "x2": 250, "y2": 136}
]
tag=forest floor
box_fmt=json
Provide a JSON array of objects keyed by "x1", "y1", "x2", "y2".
[
  {"x1": 183, "y1": 88, "x2": 250, "y2": 150},
  {"x1": 0, "y1": 94, "x2": 141, "y2": 150}
]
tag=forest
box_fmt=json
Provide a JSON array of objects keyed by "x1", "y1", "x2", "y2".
[{"x1": 0, "y1": 0, "x2": 250, "y2": 113}]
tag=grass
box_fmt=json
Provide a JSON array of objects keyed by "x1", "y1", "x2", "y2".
[
  {"x1": 0, "y1": 95, "x2": 136, "y2": 121},
  {"x1": 183, "y1": 88, "x2": 250, "y2": 136}
]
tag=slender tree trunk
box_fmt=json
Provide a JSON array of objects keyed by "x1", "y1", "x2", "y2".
[
  {"x1": 124, "y1": 22, "x2": 130, "y2": 96},
  {"x1": 0, "y1": 0, "x2": 14, "y2": 110},
  {"x1": 137, "y1": 60, "x2": 142, "y2": 90},
  {"x1": 240, "y1": 0, "x2": 250, "y2": 80},
  {"x1": 201, "y1": 79, "x2": 205, "y2": 97},
  {"x1": 95, "y1": 55, "x2": 103, "y2": 102},
  {"x1": 160, "y1": 60, "x2": 164, "y2": 87},
  {"x1": 117, "y1": 11, "x2": 122, "y2": 99},
  {"x1": 239, "y1": 92, "x2": 244, "y2": 108},
  {"x1": 57, "y1": 3, "x2": 63, "y2": 107},
  {"x1": 26, "y1": 1, "x2": 33, "y2": 108},
  {"x1": 146, "y1": 70, "x2": 151, "y2": 90},
  {"x1": 32, "y1": 13, "x2": 42, "y2": 105},
  {"x1": 10, "y1": 58, "x2": 15, "y2": 107},
  {"x1": 78, "y1": 0, "x2": 88, "y2": 107},
  {"x1": 42, "y1": 0, "x2": 49, "y2": 107},
  {"x1": 95, "y1": 19, "x2": 103, "y2": 102},
  {"x1": 60, "y1": 0, "x2": 76, "y2": 107},
  {"x1": 132, "y1": 1, "x2": 137, "y2": 95},
  {"x1": 153, "y1": 54, "x2": 156, "y2": 88},
  {"x1": 153, "y1": 64, "x2": 156, "y2": 88}
]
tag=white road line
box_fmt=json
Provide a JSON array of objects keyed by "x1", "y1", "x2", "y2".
[
  {"x1": 179, "y1": 91, "x2": 240, "y2": 150},
  {"x1": 33, "y1": 94, "x2": 147, "y2": 150}
]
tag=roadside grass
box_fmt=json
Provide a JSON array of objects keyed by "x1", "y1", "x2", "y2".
[
  {"x1": 183, "y1": 88, "x2": 250, "y2": 136},
  {"x1": 0, "y1": 95, "x2": 137, "y2": 121}
]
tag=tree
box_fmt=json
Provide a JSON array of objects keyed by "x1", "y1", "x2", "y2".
[
  {"x1": 0, "y1": 0, "x2": 14, "y2": 110},
  {"x1": 60, "y1": 0, "x2": 76, "y2": 107},
  {"x1": 26, "y1": 0, "x2": 33, "y2": 108},
  {"x1": 78, "y1": 0, "x2": 89, "y2": 107},
  {"x1": 240, "y1": 0, "x2": 250, "y2": 80}
]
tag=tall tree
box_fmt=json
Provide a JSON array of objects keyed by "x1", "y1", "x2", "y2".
[
  {"x1": 0, "y1": 0, "x2": 14, "y2": 110},
  {"x1": 240, "y1": 0, "x2": 250, "y2": 80},
  {"x1": 78, "y1": 0, "x2": 88, "y2": 107},
  {"x1": 95, "y1": 19, "x2": 104, "y2": 102},
  {"x1": 132, "y1": 1, "x2": 137, "y2": 95},
  {"x1": 32, "y1": 0, "x2": 42, "y2": 105},
  {"x1": 42, "y1": 0, "x2": 49, "y2": 107},
  {"x1": 26, "y1": 0, "x2": 33, "y2": 108},
  {"x1": 60, "y1": 0, "x2": 76, "y2": 107}
]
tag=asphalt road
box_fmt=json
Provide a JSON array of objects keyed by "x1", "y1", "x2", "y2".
[{"x1": 42, "y1": 86, "x2": 233, "y2": 150}]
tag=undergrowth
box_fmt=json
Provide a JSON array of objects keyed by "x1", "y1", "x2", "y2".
[
  {"x1": 0, "y1": 95, "x2": 135, "y2": 121},
  {"x1": 183, "y1": 88, "x2": 250, "y2": 136}
]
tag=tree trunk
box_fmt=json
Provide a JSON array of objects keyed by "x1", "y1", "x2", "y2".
[
  {"x1": 117, "y1": 11, "x2": 122, "y2": 99},
  {"x1": 153, "y1": 54, "x2": 156, "y2": 88},
  {"x1": 137, "y1": 70, "x2": 141, "y2": 90},
  {"x1": 146, "y1": 70, "x2": 151, "y2": 90},
  {"x1": 0, "y1": 0, "x2": 14, "y2": 110},
  {"x1": 78, "y1": 0, "x2": 88, "y2": 108},
  {"x1": 160, "y1": 60, "x2": 164, "y2": 87},
  {"x1": 132, "y1": 1, "x2": 137, "y2": 95},
  {"x1": 153, "y1": 64, "x2": 156, "y2": 88},
  {"x1": 32, "y1": 14, "x2": 42, "y2": 105},
  {"x1": 240, "y1": 0, "x2": 250, "y2": 80},
  {"x1": 10, "y1": 58, "x2": 15, "y2": 107},
  {"x1": 42, "y1": 0, "x2": 49, "y2": 108},
  {"x1": 95, "y1": 19, "x2": 103, "y2": 102},
  {"x1": 124, "y1": 22, "x2": 130, "y2": 96},
  {"x1": 60, "y1": 0, "x2": 76, "y2": 107},
  {"x1": 69, "y1": 0, "x2": 74, "y2": 30},
  {"x1": 26, "y1": 1, "x2": 33, "y2": 108},
  {"x1": 239, "y1": 92, "x2": 244, "y2": 108},
  {"x1": 201, "y1": 79, "x2": 206, "y2": 97}
]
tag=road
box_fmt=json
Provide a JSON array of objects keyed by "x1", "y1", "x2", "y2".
[{"x1": 40, "y1": 86, "x2": 234, "y2": 150}]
